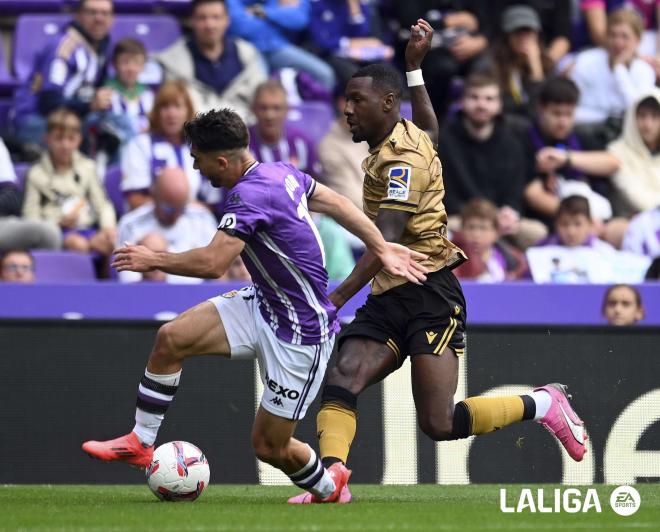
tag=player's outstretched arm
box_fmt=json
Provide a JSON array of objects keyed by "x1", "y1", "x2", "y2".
[
  {"x1": 112, "y1": 230, "x2": 245, "y2": 279},
  {"x1": 406, "y1": 18, "x2": 439, "y2": 145},
  {"x1": 308, "y1": 182, "x2": 428, "y2": 287}
]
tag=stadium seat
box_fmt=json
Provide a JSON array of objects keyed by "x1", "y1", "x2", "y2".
[
  {"x1": 32, "y1": 251, "x2": 96, "y2": 282},
  {"x1": 0, "y1": 99, "x2": 11, "y2": 132},
  {"x1": 12, "y1": 163, "x2": 30, "y2": 191},
  {"x1": 158, "y1": 0, "x2": 192, "y2": 15},
  {"x1": 104, "y1": 165, "x2": 124, "y2": 218},
  {"x1": 400, "y1": 101, "x2": 412, "y2": 120},
  {"x1": 107, "y1": 0, "x2": 157, "y2": 12},
  {"x1": 110, "y1": 15, "x2": 182, "y2": 53},
  {"x1": 13, "y1": 14, "x2": 70, "y2": 83},
  {"x1": 286, "y1": 101, "x2": 335, "y2": 146},
  {"x1": 0, "y1": 36, "x2": 17, "y2": 95}
]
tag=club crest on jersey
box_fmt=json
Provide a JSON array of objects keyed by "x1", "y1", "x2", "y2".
[{"x1": 387, "y1": 167, "x2": 411, "y2": 201}]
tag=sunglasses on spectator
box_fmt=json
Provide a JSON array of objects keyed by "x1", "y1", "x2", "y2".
[
  {"x1": 159, "y1": 202, "x2": 185, "y2": 215},
  {"x1": 2, "y1": 263, "x2": 34, "y2": 273}
]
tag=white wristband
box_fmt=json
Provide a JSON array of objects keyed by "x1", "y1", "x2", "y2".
[{"x1": 406, "y1": 69, "x2": 424, "y2": 87}]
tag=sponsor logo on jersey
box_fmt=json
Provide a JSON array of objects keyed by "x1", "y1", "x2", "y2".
[
  {"x1": 219, "y1": 213, "x2": 236, "y2": 230},
  {"x1": 387, "y1": 167, "x2": 411, "y2": 201},
  {"x1": 426, "y1": 331, "x2": 438, "y2": 344}
]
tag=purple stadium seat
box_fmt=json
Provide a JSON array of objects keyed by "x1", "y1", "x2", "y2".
[
  {"x1": 0, "y1": 36, "x2": 16, "y2": 95},
  {"x1": 32, "y1": 251, "x2": 96, "y2": 282},
  {"x1": 158, "y1": 0, "x2": 192, "y2": 15},
  {"x1": 104, "y1": 165, "x2": 124, "y2": 218},
  {"x1": 400, "y1": 101, "x2": 412, "y2": 120},
  {"x1": 286, "y1": 101, "x2": 335, "y2": 146},
  {"x1": 110, "y1": 15, "x2": 182, "y2": 53},
  {"x1": 12, "y1": 163, "x2": 30, "y2": 191},
  {"x1": 105, "y1": 0, "x2": 157, "y2": 12},
  {"x1": 0, "y1": 99, "x2": 11, "y2": 131},
  {"x1": 13, "y1": 14, "x2": 70, "y2": 83}
]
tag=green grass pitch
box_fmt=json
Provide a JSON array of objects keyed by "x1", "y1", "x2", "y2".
[{"x1": 2, "y1": 484, "x2": 658, "y2": 531}]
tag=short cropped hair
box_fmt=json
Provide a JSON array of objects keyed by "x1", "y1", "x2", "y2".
[
  {"x1": 351, "y1": 63, "x2": 403, "y2": 102},
  {"x1": 463, "y1": 72, "x2": 500, "y2": 95},
  {"x1": 184, "y1": 108, "x2": 250, "y2": 152},
  {"x1": 461, "y1": 198, "x2": 499, "y2": 229},
  {"x1": 557, "y1": 195, "x2": 591, "y2": 220},
  {"x1": 538, "y1": 77, "x2": 579, "y2": 106},
  {"x1": 191, "y1": 0, "x2": 225, "y2": 13},
  {"x1": 253, "y1": 79, "x2": 287, "y2": 103},
  {"x1": 77, "y1": 0, "x2": 114, "y2": 12},
  {"x1": 46, "y1": 108, "x2": 81, "y2": 134},
  {"x1": 111, "y1": 38, "x2": 146, "y2": 64},
  {"x1": 608, "y1": 7, "x2": 644, "y2": 39}
]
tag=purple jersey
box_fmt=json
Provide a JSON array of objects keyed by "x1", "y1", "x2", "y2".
[
  {"x1": 219, "y1": 161, "x2": 338, "y2": 345},
  {"x1": 249, "y1": 125, "x2": 321, "y2": 178}
]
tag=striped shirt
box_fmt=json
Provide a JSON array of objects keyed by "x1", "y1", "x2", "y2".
[{"x1": 219, "y1": 161, "x2": 338, "y2": 345}]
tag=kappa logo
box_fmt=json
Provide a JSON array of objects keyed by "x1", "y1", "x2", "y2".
[
  {"x1": 270, "y1": 397, "x2": 283, "y2": 407},
  {"x1": 219, "y1": 213, "x2": 236, "y2": 230},
  {"x1": 426, "y1": 331, "x2": 438, "y2": 344},
  {"x1": 387, "y1": 167, "x2": 411, "y2": 201}
]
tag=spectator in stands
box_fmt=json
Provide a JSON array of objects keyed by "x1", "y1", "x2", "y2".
[
  {"x1": 452, "y1": 198, "x2": 528, "y2": 282},
  {"x1": 622, "y1": 206, "x2": 660, "y2": 257},
  {"x1": 390, "y1": 1, "x2": 488, "y2": 119},
  {"x1": 225, "y1": 0, "x2": 336, "y2": 91},
  {"x1": 317, "y1": 85, "x2": 368, "y2": 210},
  {"x1": 249, "y1": 80, "x2": 321, "y2": 178},
  {"x1": 309, "y1": 0, "x2": 394, "y2": 82},
  {"x1": 0, "y1": 250, "x2": 35, "y2": 283},
  {"x1": 602, "y1": 283, "x2": 644, "y2": 325},
  {"x1": 608, "y1": 90, "x2": 660, "y2": 216},
  {"x1": 0, "y1": 138, "x2": 61, "y2": 251},
  {"x1": 88, "y1": 38, "x2": 154, "y2": 163},
  {"x1": 486, "y1": 5, "x2": 554, "y2": 122},
  {"x1": 155, "y1": 0, "x2": 266, "y2": 120},
  {"x1": 523, "y1": 77, "x2": 620, "y2": 228},
  {"x1": 581, "y1": 1, "x2": 659, "y2": 58},
  {"x1": 120, "y1": 81, "x2": 219, "y2": 210},
  {"x1": 533, "y1": 195, "x2": 615, "y2": 251},
  {"x1": 570, "y1": 8, "x2": 656, "y2": 142},
  {"x1": 22, "y1": 109, "x2": 117, "y2": 257},
  {"x1": 12, "y1": 0, "x2": 115, "y2": 148},
  {"x1": 115, "y1": 167, "x2": 218, "y2": 283},
  {"x1": 438, "y1": 73, "x2": 546, "y2": 248}
]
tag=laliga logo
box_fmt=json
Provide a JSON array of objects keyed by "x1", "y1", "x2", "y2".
[
  {"x1": 500, "y1": 486, "x2": 641, "y2": 515},
  {"x1": 500, "y1": 488, "x2": 602, "y2": 513}
]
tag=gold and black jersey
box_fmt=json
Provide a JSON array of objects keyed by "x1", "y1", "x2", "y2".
[{"x1": 362, "y1": 119, "x2": 466, "y2": 294}]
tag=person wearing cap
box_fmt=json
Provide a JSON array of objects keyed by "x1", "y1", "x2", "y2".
[{"x1": 485, "y1": 4, "x2": 555, "y2": 122}]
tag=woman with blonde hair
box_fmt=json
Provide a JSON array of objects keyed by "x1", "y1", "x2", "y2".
[{"x1": 120, "y1": 81, "x2": 219, "y2": 210}]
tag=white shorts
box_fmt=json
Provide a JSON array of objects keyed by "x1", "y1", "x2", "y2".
[{"x1": 209, "y1": 286, "x2": 334, "y2": 421}]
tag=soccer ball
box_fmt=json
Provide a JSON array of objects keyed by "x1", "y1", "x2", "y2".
[{"x1": 146, "y1": 441, "x2": 210, "y2": 502}]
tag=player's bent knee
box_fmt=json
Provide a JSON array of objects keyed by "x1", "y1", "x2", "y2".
[
  {"x1": 153, "y1": 322, "x2": 186, "y2": 361},
  {"x1": 327, "y1": 359, "x2": 368, "y2": 395},
  {"x1": 251, "y1": 433, "x2": 286, "y2": 465},
  {"x1": 418, "y1": 413, "x2": 454, "y2": 441}
]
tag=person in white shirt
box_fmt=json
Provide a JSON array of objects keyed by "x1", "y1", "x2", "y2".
[
  {"x1": 116, "y1": 167, "x2": 218, "y2": 283},
  {"x1": 622, "y1": 206, "x2": 660, "y2": 257},
  {"x1": 120, "y1": 81, "x2": 220, "y2": 211},
  {"x1": 570, "y1": 8, "x2": 656, "y2": 129}
]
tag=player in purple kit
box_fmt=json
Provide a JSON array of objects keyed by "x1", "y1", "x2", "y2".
[{"x1": 82, "y1": 108, "x2": 427, "y2": 502}]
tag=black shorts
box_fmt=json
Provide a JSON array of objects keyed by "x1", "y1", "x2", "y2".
[{"x1": 338, "y1": 267, "x2": 467, "y2": 365}]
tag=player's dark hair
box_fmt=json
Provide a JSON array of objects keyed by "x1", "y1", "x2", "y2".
[
  {"x1": 463, "y1": 72, "x2": 500, "y2": 95},
  {"x1": 636, "y1": 95, "x2": 660, "y2": 115},
  {"x1": 556, "y1": 195, "x2": 591, "y2": 220},
  {"x1": 111, "y1": 38, "x2": 146, "y2": 63},
  {"x1": 602, "y1": 284, "x2": 643, "y2": 313},
  {"x1": 77, "y1": 0, "x2": 114, "y2": 12},
  {"x1": 191, "y1": 0, "x2": 225, "y2": 13},
  {"x1": 538, "y1": 77, "x2": 579, "y2": 106},
  {"x1": 351, "y1": 63, "x2": 403, "y2": 102},
  {"x1": 184, "y1": 108, "x2": 249, "y2": 153}
]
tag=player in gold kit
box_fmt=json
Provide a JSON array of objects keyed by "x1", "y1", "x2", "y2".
[{"x1": 289, "y1": 19, "x2": 587, "y2": 504}]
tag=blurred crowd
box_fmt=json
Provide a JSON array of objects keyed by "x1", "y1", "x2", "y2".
[{"x1": 0, "y1": 0, "x2": 660, "y2": 313}]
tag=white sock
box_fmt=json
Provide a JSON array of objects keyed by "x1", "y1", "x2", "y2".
[
  {"x1": 530, "y1": 390, "x2": 552, "y2": 421},
  {"x1": 288, "y1": 446, "x2": 336, "y2": 499},
  {"x1": 133, "y1": 368, "x2": 181, "y2": 446}
]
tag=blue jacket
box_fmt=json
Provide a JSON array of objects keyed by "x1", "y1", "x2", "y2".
[
  {"x1": 226, "y1": 0, "x2": 310, "y2": 53},
  {"x1": 309, "y1": 0, "x2": 371, "y2": 54}
]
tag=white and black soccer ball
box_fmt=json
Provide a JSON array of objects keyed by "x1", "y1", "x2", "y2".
[{"x1": 146, "y1": 441, "x2": 210, "y2": 502}]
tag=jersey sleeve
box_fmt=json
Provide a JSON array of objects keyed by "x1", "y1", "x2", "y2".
[
  {"x1": 217, "y1": 183, "x2": 272, "y2": 241},
  {"x1": 378, "y1": 159, "x2": 430, "y2": 213}
]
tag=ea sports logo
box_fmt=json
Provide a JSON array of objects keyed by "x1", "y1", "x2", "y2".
[{"x1": 610, "y1": 486, "x2": 641, "y2": 516}]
